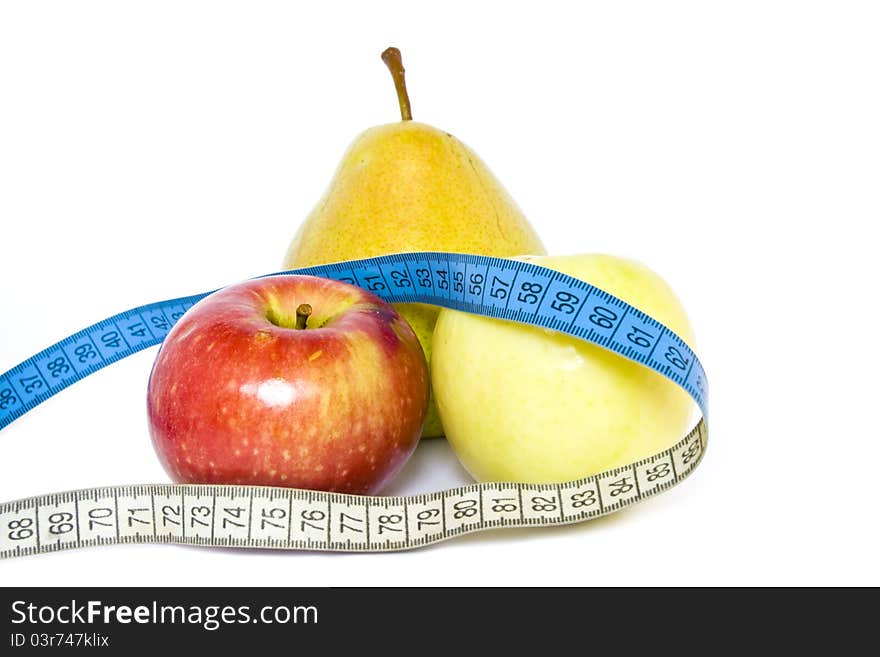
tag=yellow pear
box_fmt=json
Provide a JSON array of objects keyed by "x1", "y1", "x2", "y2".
[{"x1": 283, "y1": 47, "x2": 546, "y2": 437}]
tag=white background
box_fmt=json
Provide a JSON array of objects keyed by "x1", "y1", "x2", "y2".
[{"x1": 1, "y1": 1, "x2": 877, "y2": 586}]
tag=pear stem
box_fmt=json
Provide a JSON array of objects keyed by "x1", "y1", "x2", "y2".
[
  {"x1": 295, "y1": 304, "x2": 312, "y2": 330},
  {"x1": 381, "y1": 47, "x2": 413, "y2": 121}
]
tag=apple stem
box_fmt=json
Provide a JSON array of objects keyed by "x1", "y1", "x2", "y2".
[
  {"x1": 381, "y1": 47, "x2": 413, "y2": 121},
  {"x1": 295, "y1": 304, "x2": 312, "y2": 330}
]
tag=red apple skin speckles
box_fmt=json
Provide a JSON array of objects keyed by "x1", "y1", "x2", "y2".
[{"x1": 146, "y1": 275, "x2": 429, "y2": 494}]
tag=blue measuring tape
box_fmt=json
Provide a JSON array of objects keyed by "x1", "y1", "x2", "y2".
[
  {"x1": 0, "y1": 252, "x2": 707, "y2": 428},
  {"x1": 0, "y1": 252, "x2": 708, "y2": 558}
]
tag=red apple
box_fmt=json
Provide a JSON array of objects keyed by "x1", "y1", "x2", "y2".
[{"x1": 146, "y1": 274, "x2": 429, "y2": 494}]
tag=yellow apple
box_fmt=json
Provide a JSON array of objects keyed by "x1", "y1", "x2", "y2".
[{"x1": 431, "y1": 254, "x2": 698, "y2": 483}]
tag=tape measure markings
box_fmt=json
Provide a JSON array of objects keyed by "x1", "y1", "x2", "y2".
[
  {"x1": 0, "y1": 252, "x2": 708, "y2": 558},
  {"x1": 0, "y1": 419, "x2": 703, "y2": 558},
  {"x1": 1, "y1": 254, "x2": 705, "y2": 429},
  {"x1": 0, "y1": 294, "x2": 208, "y2": 429},
  {"x1": 313, "y1": 253, "x2": 706, "y2": 412}
]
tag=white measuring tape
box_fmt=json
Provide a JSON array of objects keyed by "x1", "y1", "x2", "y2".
[{"x1": 0, "y1": 252, "x2": 708, "y2": 558}]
